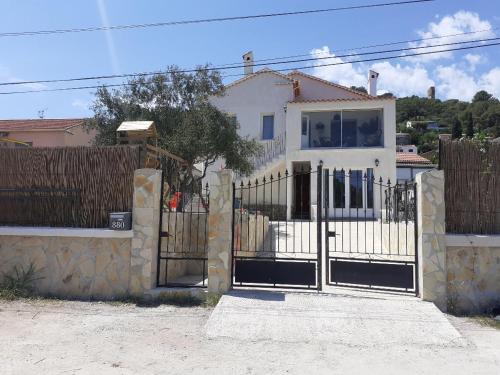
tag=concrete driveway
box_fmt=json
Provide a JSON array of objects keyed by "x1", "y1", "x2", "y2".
[{"x1": 0, "y1": 291, "x2": 499, "y2": 374}]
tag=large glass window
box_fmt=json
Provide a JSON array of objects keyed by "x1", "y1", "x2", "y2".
[
  {"x1": 302, "y1": 110, "x2": 383, "y2": 148},
  {"x1": 333, "y1": 170, "x2": 345, "y2": 208},
  {"x1": 350, "y1": 170, "x2": 363, "y2": 209},
  {"x1": 367, "y1": 168, "x2": 374, "y2": 209},
  {"x1": 262, "y1": 115, "x2": 274, "y2": 140}
]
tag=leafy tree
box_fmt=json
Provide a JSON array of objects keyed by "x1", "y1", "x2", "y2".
[
  {"x1": 350, "y1": 86, "x2": 368, "y2": 94},
  {"x1": 472, "y1": 90, "x2": 494, "y2": 103},
  {"x1": 463, "y1": 111, "x2": 474, "y2": 138},
  {"x1": 86, "y1": 66, "x2": 262, "y2": 181},
  {"x1": 451, "y1": 117, "x2": 462, "y2": 139}
]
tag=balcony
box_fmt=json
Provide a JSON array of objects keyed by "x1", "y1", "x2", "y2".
[{"x1": 301, "y1": 109, "x2": 383, "y2": 149}]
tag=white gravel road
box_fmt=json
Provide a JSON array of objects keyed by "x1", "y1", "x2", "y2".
[{"x1": 0, "y1": 291, "x2": 499, "y2": 375}]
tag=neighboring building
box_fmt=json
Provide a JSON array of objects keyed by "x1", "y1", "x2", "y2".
[
  {"x1": 396, "y1": 132, "x2": 411, "y2": 146},
  {"x1": 209, "y1": 52, "x2": 397, "y2": 219},
  {"x1": 396, "y1": 152, "x2": 435, "y2": 182},
  {"x1": 396, "y1": 144, "x2": 417, "y2": 153},
  {"x1": 406, "y1": 120, "x2": 446, "y2": 132},
  {"x1": 0, "y1": 119, "x2": 95, "y2": 148}
]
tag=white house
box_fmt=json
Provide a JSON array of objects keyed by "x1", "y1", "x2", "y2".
[{"x1": 208, "y1": 52, "x2": 397, "y2": 219}]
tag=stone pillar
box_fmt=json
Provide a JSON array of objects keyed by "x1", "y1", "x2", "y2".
[
  {"x1": 207, "y1": 169, "x2": 234, "y2": 294},
  {"x1": 129, "y1": 168, "x2": 162, "y2": 296},
  {"x1": 416, "y1": 169, "x2": 447, "y2": 311}
]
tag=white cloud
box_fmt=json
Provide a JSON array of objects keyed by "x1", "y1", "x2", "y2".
[
  {"x1": 479, "y1": 68, "x2": 500, "y2": 98},
  {"x1": 435, "y1": 65, "x2": 479, "y2": 100},
  {"x1": 371, "y1": 62, "x2": 434, "y2": 97},
  {"x1": 310, "y1": 47, "x2": 434, "y2": 97},
  {"x1": 309, "y1": 46, "x2": 366, "y2": 88},
  {"x1": 408, "y1": 11, "x2": 495, "y2": 62},
  {"x1": 464, "y1": 53, "x2": 484, "y2": 71},
  {"x1": 435, "y1": 66, "x2": 500, "y2": 100}
]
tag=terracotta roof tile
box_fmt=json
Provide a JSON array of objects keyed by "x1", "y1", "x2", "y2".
[
  {"x1": 289, "y1": 97, "x2": 395, "y2": 104},
  {"x1": 396, "y1": 152, "x2": 433, "y2": 165},
  {"x1": 225, "y1": 68, "x2": 295, "y2": 89},
  {"x1": 287, "y1": 70, "x2": 376, "y2": 99},
  {"x1": 0, "y1": 119, "x2": 85, "y2": 131}
]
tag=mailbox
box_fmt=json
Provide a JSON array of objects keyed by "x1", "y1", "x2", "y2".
[{"x1": 109, "y1": 212, "x2": 132, "y2": 230}]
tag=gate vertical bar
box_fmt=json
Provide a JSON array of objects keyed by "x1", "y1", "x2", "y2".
[
  {"x1": 230, "y1": 182, "x2": 236, "y2": 287},
  {"x1": 323, "y1": 168, "x2": 330, "y2": 286},
  {"x1": 413, "y1": 182, "x2": 419, "y2": 296},
  {"x1": 316, "y1": 163, "x2": 323, "y2": 291},
  {"x1": 156, "y1": 158, "x2": 165, "y2": 287}
]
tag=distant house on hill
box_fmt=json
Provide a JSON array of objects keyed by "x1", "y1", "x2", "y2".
[{"x1": 0, "y1": 119, "x2": 95, "y2": 148}]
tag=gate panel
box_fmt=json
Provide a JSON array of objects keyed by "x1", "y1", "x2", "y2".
[
  {"x1": 329, "y1": 258, "x2": 415, "y2": 290},
  {"x1": 323, "y1": 168, "x2": 418, "y2": 294},
  {"x1": 234, "y1": 258, "x2": 317, "y2": 288},
  {"x1": 232, "y1": 165, "x2": 322, "y2": 290},
  {"x1": 156, "y1": 156, "x2": 209, "y2": 288}
]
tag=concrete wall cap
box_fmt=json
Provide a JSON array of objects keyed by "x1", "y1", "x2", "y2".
[{"x1": 0, "y1": 226, "x2": 133, "y2": 239}]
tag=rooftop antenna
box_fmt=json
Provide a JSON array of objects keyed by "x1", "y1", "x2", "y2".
[{"x1": 37, "y1": 109, "x2": 47, "y2": 119}]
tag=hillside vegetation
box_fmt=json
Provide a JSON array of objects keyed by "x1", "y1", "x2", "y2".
[{"x1": 396, "y1": 90, "x2": 500, "y2": 153}]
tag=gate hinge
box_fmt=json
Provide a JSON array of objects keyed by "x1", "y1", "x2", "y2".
[{"x1": 328, "y1": 231, "x2": 337, "y2": 238}]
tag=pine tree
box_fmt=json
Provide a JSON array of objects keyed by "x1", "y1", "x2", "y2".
[
  {"x1": 464, "y1": 111, "x2": 474, "y2": 138},
  {"x1": 451, "y1": 117, "x2": 462, "y2": 139}
]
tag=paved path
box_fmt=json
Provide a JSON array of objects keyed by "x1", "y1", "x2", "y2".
[{"x1": 206, "y1": 290, "x2": 462, "y2": 346}]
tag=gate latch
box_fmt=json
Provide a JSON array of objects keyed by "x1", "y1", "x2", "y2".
[{"x1": 328, "y1": 231, "x2": 337, "y2": 238}]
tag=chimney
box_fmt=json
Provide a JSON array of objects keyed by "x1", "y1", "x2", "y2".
[
  {"x1": 368, "y1": 70, "x2": 379, "y2": 96},
  {"x1": 243, "y1": 51, "x2": 254, "y2": 76},
  {"x1": 427, "y1": 86, "x2": 436, "y2": 100}
]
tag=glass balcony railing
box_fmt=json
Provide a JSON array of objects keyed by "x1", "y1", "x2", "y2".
[{"x1": 301, "y1": 109, "x2": 384, "y2": 149}]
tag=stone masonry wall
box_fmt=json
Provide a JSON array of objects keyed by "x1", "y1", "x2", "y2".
[
  {"x1": 0, "y1": 168, "x2": 162, "y2": 299},
  {"x1": 447, "y1": 245, "x2": 500, "y2": 314},
  {"x1": 0, "y1": 236, "x2": 132, "y2": 298},
  {"x1": 416, "y1": 169, "x2": 447, "y2": 311}
]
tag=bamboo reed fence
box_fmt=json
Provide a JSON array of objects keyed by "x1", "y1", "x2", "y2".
[
  {"x1": 0, "y1": 146, "x2": 141, "y2": 228},
  {"x1": 441, "y1": 140, "x2": 500, "y2": 234}
]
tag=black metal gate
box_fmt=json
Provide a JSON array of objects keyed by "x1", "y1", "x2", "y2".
[
  {"x1": 231, "y1": 164, "x2": 418, "y2": 294},
  {"x1": 156, "y1": 156, "x2": 209, "y2": 288},
  {"x1": 323, "y1": 168, "x2": 418, "y2": 294},
  {"x1": 232, "y1": 165, "x2": 323, "y2": 290}
]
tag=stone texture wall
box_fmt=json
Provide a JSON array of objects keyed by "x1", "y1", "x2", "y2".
[
  {"x1": 447, "y1": 245, "x2": 500, "y2": 314},
  {"x1": 0, "y1": 168, "x2": 162, "y2": 299},
  {"x1": 207, "y1": 170, "x2": 233, "y2": 294},
  {"x1": 129, "y1": 169, "x2": 161, "y2": 296},
  {"x1": 416, "y1": 170, "x2": 447, "y2": 311},
  {"x1": 0, "y1": 236, "x2": 132, "y2": 298}
]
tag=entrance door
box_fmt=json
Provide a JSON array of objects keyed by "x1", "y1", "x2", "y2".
[
  {"x1": 293, "y1": 166, "x2": 311, "y2": 219},
  {"x1": 329, "y1": 169, "x2": 374, "y2": 218}
]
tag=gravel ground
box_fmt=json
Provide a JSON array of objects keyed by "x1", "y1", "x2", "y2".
[{"x1": 0, "y1": 294, "x2": 499, "y2": 375}]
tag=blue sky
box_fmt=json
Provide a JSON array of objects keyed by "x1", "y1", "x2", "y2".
[{"x1": 0, "y1": 0, "x2": 499, "y2": 119}]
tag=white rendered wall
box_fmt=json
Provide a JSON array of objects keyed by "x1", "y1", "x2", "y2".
[
  {"x1": 285, "y1": 99, "x2": 397, "y2": 219},
  {"x1": 206, "y1": 72, "x2": 294, "y2": 186}
]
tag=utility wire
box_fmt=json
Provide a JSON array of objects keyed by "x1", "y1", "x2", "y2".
[
  {"x1": 1, "y1": 41, "x2": 498, "y2": 95},
  {"x1": 1, "y1": 37, "x2": 497, "y2": 87},
  {"x1": 220, "y1": 26, "x2": 499, "y2": 66},
  {"x1": 0, "y1": 0, "x2": 434, "y2": 38}
]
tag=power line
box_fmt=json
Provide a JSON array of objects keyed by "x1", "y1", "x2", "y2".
[
  {"x1": 225, "y1": 26, "x2": 498, "y2": 66},
  {"x1": 1, "y1": 41, "x2": 499, "y2": 95},
  {"x1": 0, "y1": 0, "x2": 434, "y2": 38},
  {"x1": 1, "y1": 37, "x2": 498, "y2": 87}
]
